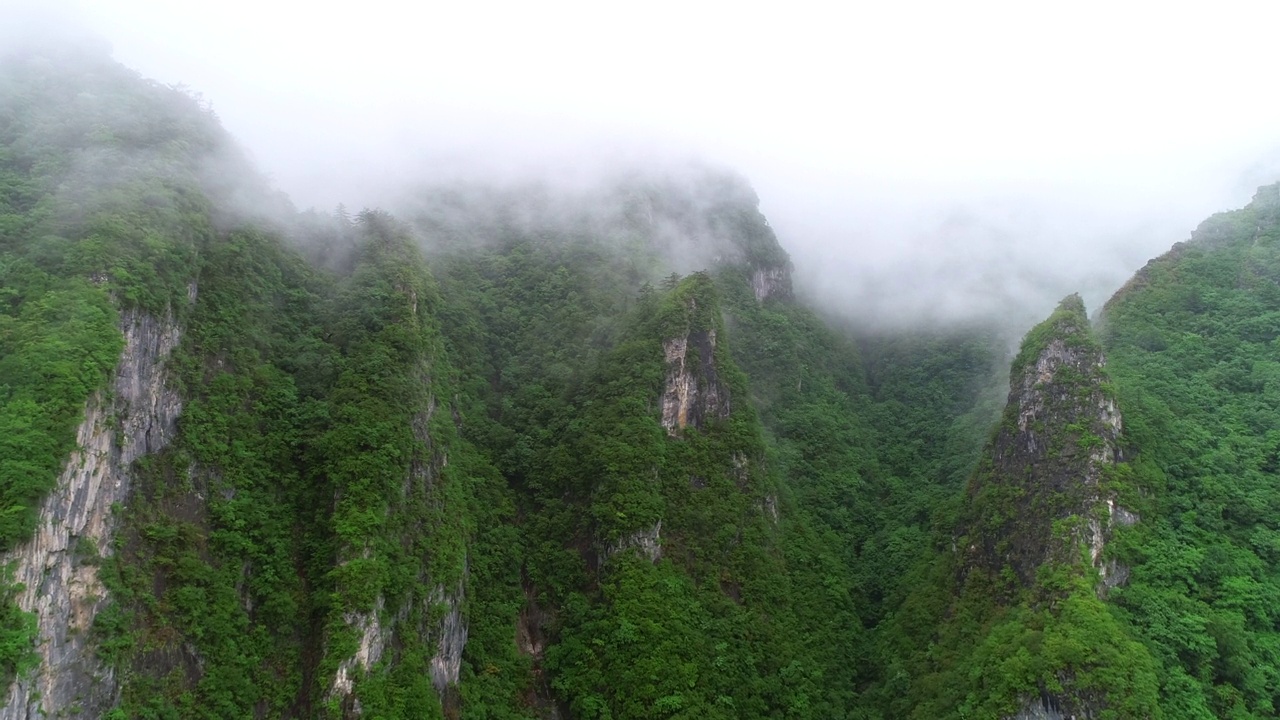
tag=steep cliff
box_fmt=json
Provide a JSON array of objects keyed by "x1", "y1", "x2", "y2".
[
  {"x1": 416, "y1": 172, "x2": 1001, "y2": 717},
  {"x1": 962, "y1": 294, "x2": 1134, "y2": 591},
  {"x1": 0, "y1": 309, "x2": 182, "y2": 719},
  {"x1": 71, "y1": 218, "x2": 509, "y2": 720},
  {"x1": 525, "y1": 271, "x2": 846, "y2": 717},
  {"x1": 0, "y1": 39, "x2": 226, "y2": 718},
  {"x1": 316, "y1": 217, "x2": 481, "y2": 719},
  {"x1": 659, "y1": 298, "x2": 731, "y2": 437},
  {"x1": 887, "y1": 296, "x2": 1160, "y2": 720}
]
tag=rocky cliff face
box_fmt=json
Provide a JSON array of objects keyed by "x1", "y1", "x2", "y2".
[
  {"x1": 1, "y1": 308, "x2": 183, "y2": 720},
  {"x1": 600, "y1": 521, "x2": 662, "y2": 566},
  {"x1": 328, "y1": 580, "x2": 468, "y2": 718},
  {"x1": 428, "y1": 582, "x2": 467, "y2": 699},
  {"x1": 327, "y1": 593, "x2": 388, "y2": 713},
  {"x1": 1007, "y1": 685, "x2": 1113, "y2": 720},
  {"x1": 750, "y1": 266, "x2": 791, "y2": 302},
  {"x1": 954, "y1": 295, "x2": 1147, "y2": 720},
  {"x1": 963, "y1": 295, "x2": 1132, "y2": 589},
  {"x1": 1008, "y1": 695, "x2": 1069, "y2": 720},
  {"x1": 660, "y1": 298, "x2": 730, "y2": 436}
]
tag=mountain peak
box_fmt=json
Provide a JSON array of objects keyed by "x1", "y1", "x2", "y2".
[
  {"x1": 1055, "y1": 292, "x2": 1086, "y2": 315},
  {"x1": 963, "y1": 295, "x2": 1129, "y2": 590}
]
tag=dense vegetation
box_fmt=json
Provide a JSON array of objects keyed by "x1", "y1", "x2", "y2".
[
  {"x1": 410, "y1": 180, "x2": 1009, "y2": 718},
  {"x1": 1097, "y1": 188, "x2": 1280, "y2": 719},
  {"x1": 5, "y1": 36, "x2": 1280, "y2": 720},
  {"x1": 867, "y1": 297, "x2": 1162, "y2": 719},
  {"x1": 0, "y1": 40, "x2": 227, "y2": 679}
]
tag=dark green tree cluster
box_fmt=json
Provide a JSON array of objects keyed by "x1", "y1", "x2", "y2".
[{"x1": 1097, "y1": 186, "x2": 1280, "y2": 718}]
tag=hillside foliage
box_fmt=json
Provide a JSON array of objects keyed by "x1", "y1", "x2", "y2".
[{"x1": 2, "y1": 38, "x2": 1279, "y2": 720}]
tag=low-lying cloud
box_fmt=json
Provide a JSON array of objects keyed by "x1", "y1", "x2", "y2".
[{"x1": 12, "y1": 0, "x2": 1280, "y2": 333}]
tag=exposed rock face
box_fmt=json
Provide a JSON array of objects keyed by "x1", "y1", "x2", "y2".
[
  {"x1": 965, "y1": 295, "x2": 1134, "y2": 588},
  {"x1": 515, "y1": 579, "x2": 562, "y2": 719},
  {"x1": 750, "y1": 266, "x2": 791, "y2": 302},
  {"x1": 1009, "y1": 695, "x2": 1067, "y2": 720},
  {"x1": 602, "y1": 520, "x2": 662, "y2": 565},
  {"x1": 1, "y1": 309, "x2": 183, "y2": 720},
  {"x1": 428, "y1": 582, "x2": 467, "y2": 695},
  {"x1": 961, "y1": 297, "x2": 1143, "y2": 720},
  {"x1": 1094, "y1": 500, "x2": 1139, "y2": 597},
  {"x1": 328, "y1": 594, "x2": 388, "y2": 712},
  {"x1": 761, "y1": 495, "x2": 780, "y2": 524},
  {"x1": 328, "y1": 579, "x2": 469, "y2": 718},
  {"x1": 660, "y1": 317, "x2": 730, "y2": 436},
  {"x1": 1008, "y1": 684, "x2": 1109, "y2": 720}
]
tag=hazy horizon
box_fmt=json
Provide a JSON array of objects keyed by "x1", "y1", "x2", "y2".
[{"x1": 10, "y1": 0, "x2": 1280, "y2": 330}]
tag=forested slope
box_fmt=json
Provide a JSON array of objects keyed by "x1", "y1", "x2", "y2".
[
  {"x1": 859, "y1": 185, "x2": 1280, "y2": 719},
  {"x1": 5, "y1": 35, "x2": 1280, "y2": 720},
  {"x1": 0, "y1": 39, "x2": 1008, "y2": 718},
  {"x1": 1096, "y1": 185, "x2": 1280, "y2": 718}
]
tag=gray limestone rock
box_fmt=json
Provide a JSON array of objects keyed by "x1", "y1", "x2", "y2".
[{"x1": 1, "y1": 308, "x2": 183, "y2": 720}]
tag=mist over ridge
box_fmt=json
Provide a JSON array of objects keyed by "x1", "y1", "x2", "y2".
[
  {"x1": 9, "y1": 7, "x2": 1280, "y2": 717},
  {"x1": 11, "y1": 0, "x2": 1280, "y2": 335}
]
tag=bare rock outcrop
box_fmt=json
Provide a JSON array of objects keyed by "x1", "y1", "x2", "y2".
[
  {"x1": 1007, "y1": 684, "x2": 1111, "y2": 720},
  {"x1": 428, "y1": 582, "x2": 467, "y2": 695},
  {"x1": 326, "y1": 385, "x2": 469, "y2": 718},
  {"x1": 328, "y1": 594, "x2": 388, "y2": 712},
  {"x1": 601, "y1": 520, "x2": 662, "y2": 566},
  {"x1": 750, "y1": 266, "x2": 791, "y2": 302},
  {"x1": 660, "y1": 315, "x2": 730, "y2": 436},
  {"x1": 964, "y1": 295, "x2": 1135, "y2": 589},
  {"x1": 1009, "y1": 695, "x2": 1068, "y2": 720},
  {"x1": 1, "y1": 309, "x2": 183, "y2": 720}
]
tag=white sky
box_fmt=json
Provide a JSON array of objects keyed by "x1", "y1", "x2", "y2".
[{"x1": 18, "y1": 0, "x2": 1280, "y2": 326}]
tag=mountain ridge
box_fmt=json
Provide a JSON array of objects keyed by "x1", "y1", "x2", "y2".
[{"x1": 3, "y1": 38, "x2": 1280, "y2": 720}]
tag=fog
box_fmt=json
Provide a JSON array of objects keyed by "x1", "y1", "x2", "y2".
[{"x1": 13, "y1": 0, "x2": 1280, "y2": 329}]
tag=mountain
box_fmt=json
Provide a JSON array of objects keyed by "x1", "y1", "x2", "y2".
[
  {"x1": 876, "y1": 295, "x2": 1160, "y2": 719},
  {"x1": 866, "y1": 187, "x2": 1280, "y2": 719},
  {"x1": 3, "y1": 37, "x2": 1279, "y2": 720},
  {"x1": 1094, "y1": 187, "x2": 1280, "y2": 719}
]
